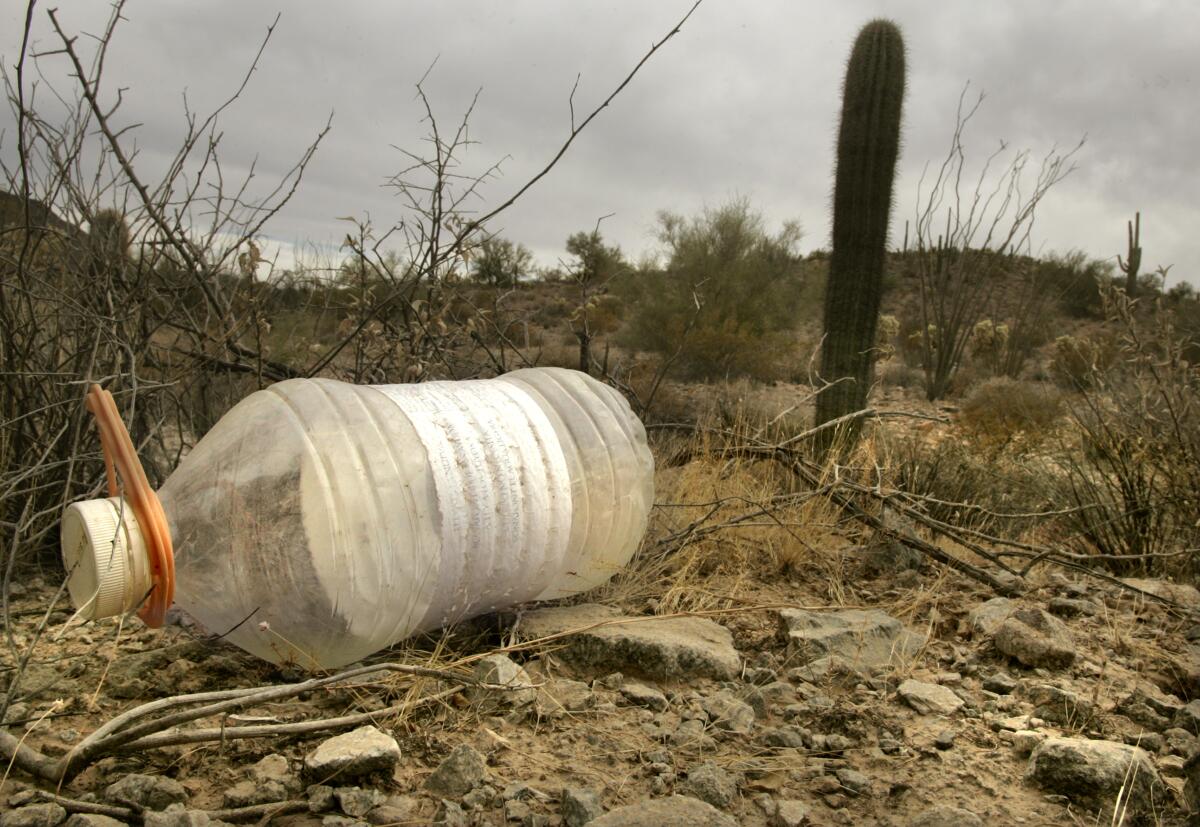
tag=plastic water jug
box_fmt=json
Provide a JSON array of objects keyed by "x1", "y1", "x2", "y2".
[{"x1": 60, "y1": 368, "x2": 654, "y2": 668}]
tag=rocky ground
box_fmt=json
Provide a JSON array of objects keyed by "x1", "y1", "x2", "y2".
[{"x1": 2, "y1": 564, "x2": 1200, "y2": 826}]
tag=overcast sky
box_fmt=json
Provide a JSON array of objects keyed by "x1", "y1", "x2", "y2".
[{"x1": 3, "y1": 1, "x2": 1197, "y2": 283}]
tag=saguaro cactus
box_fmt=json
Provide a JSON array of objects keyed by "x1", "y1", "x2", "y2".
[
  {"x1": 814, "y1": 20, "x2": 906, "y2": 446},
  {"x1": 1118, "y1": 211, "x2": 1142, "y2": 297}
]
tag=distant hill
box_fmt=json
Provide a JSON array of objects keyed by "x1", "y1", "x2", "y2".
[{"x1": 0, "y1": 189, "x2": 75, "y2": 234}]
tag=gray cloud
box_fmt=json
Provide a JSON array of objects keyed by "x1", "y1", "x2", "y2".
[{"x1": 2, "y1": 1, "x2": 1196, "y2": 280}]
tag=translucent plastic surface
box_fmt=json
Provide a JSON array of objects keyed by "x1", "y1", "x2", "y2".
[{"x1": 156, "y1": 368, "x2": 653, "y2": 668}]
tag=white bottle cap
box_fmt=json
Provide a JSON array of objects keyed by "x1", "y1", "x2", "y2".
[{"x1": 60, "y1": 497, "x2": 152, "y2": 620}]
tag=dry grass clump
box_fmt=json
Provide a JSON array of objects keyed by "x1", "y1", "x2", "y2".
[{"x1": 957, "y1": 377, "x2": 1064, "y2": 450}]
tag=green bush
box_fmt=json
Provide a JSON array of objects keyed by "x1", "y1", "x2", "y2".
[{"x1": 618, "y1": 197, "x2": 804, "y2": 380}]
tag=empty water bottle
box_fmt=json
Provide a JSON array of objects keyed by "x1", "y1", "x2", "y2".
[{"x1": 60, "y1": 368, "x2": 654, "y2": 668}]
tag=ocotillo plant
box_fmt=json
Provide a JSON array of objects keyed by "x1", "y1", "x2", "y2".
[
  {"x1": 814, "y1": 19, "x2": 906, "y2": 448},
  {"x1": 1118, "y1": 211, "x2": 1142, "y2": 297}
]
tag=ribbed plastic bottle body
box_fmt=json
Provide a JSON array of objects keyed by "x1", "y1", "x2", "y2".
[{"x1": 156, "y1": 368, "x2": 652, "y2": 668}]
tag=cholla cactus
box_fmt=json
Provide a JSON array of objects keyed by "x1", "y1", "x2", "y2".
[
  {"x1": 875, "y1": 313, "x2": 900, "y2": 362},
  {"x1": 970, "y1": 318, "x2": 1010, "y2": 374}
]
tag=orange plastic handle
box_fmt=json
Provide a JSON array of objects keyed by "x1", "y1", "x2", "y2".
[{"x1": 85, "y1": 384, "x2": 175, "y2": 627}]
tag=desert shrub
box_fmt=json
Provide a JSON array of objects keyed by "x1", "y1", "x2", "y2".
[
  {"x1": 888, "y1": 434, "x2": 1050, "y2": 536},
  {"x1": 1049, "y1": 334, "x2": 1118, "y2": 390},
  {"x1": 878, "y1": 361, "x2": 922, "y2": 389},
  {"x1": 618, "y1": 197, "x2": 804, "y2": 381},
  {"x1": 1039, "y1": 251, "x2": 1112, "y2": 319},
  {"x1": 1051, "y1": 286, "x2": 1200, "y2": 578},
  {"x1": 958, "y1": 377, "x2": 1063, "y2": 450},
  {"x1": 969, "y1": 319, "x2": 1010, "y2": 375}
]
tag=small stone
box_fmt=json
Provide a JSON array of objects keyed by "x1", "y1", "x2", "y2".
[
  {"x1": 897, "y1": 679, "x2": 963, "y2": 716},
  {"x1": 760, "y1": 726, "x2": 807, "y2": 749},
  {"x1": 771, "y1": 800, "x2": 809, "y2": 827},
  {"x1": 433, "y1": 800, "x2": 469, "y2": 827},
  {"x1": 366, "y1": 795, "x2": 419, "y2": 825},
  {"x1": 471, "y1": 654, "x2": 537, "y2": 709},
  {"x1": 701, "y1": 691, "x2": 755, "y2": 734},
  {"x1": 934, "y1": 730, "x2": 955, "y2": 750},
  {"x1": 142, "y1": 805, "x2": 237, "y2": 827},
  {"x1": 1027, "y1": 684, "x2": 1094, "y2": 726},
  {"x1": 1124, "y1": 732, "x2": 1164, "y2": 754},
  {"x1": 504, "y1": 799, "x2": 532, "y2": 822},
  {"x1": 1012, "y1": 730, "x2": 1046, "y2": 757},
  {"x1": 834, "y1": 768, "x2": 870, "y2": 796},
  {"x1": 425, "y1": 744, "x2": 487, "y2": 798},
  {"x1": 811, "y1": 775, "x2": 841, "y2": 795},
  {"x1": 1175, "y1": 699, "x2": 1200, "y2": 734},
  {"x1": 967, "y1": 597, "x2": 1017, "y2": 637},
  {"x1": 1, "y1": 803, "x2": 67, "y2": 827},
  {"x1": 335, "y1": 788, "x2": 385, "y2": 818},
  {"x1": 907, "y1": 805, "x2": 984, "y2": 827},
  {"x1": 671, "y1": 718, "x2": 716, "y2": 750},
  {"x1": 680, "y1": 762, "x2": 737, "y2": 808},
  {"x1": 1165, "y1": 727, "x2": 1199, "y2": 757},
  {"x1": 534, "y1": 679, "x2": 594, "y2": 717},
  {"x1": 994, "y1": 608, "x2": 1076, "y2": 670},
  {"x1": 308, "y1": 785, "x2": 336, "y2": 813},
  {"x1": 619, "y1": 680, "x2": 668, "y2": 713},
  {"x1": 63, "y1": 817, "x2": 127, "y2": 827},
  {"x1": 105, "y1": 774, "x2": 188, "y2": 811},
  {"x1": 1047, "y1": 597, "x2": 1099, "y2": 617},
  {"x1": 304, "y1": 726, "x2": 401, "y2": 780},
  {"x1": 1158, "y1": 754, "x2": 1187, "y2": 778},
  {"x1": 979, "y1": 672, "x2": 1017, "y2": 691},
  {"x1": 561, "y1": 787, "x2": 604, "y2": 827}
]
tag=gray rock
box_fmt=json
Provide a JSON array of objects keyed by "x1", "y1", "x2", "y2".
[
  {"x1": 308, "y1": 785, "x2": 336, "y2": 813},
  {"x1": 562, "y1": 787, "x2": 604, "y2": 827},
  {"x1": 777, "y1": 609, "x2": 925, "y2": 676},
  {"x1": 365, "y1": 795, "x2": 418, "y2": 825},
  {"x1": 993, "y1": 608, "x2": 1075, "y2": 669},
  {"x1": 433, "y1": 800, "x2": 468, "y2": 827},
  {"x1": 671, "y1": 718, "x2": 717, "y2": 750},
  {"x1": 0, "y1": 804, "x2": 66, "y2": 827},
  {"x1": 142, "y1": 806, "x2": 235, "y2": 827},
  {"x1": 1011, "y1": 730, "x2": 1046, "y2": 756},
  {"x1": 1027, "y1": 684, "x2": 1095, "y2": 726},
  {"x1": 834, "y1": 768, "x2": 870, "y2": 796},
  {"x1": 934, "y1": 729, "x2": 955, "y2": 750},
  {"x1": 701, "y1": 691, "x2": 755, "y2": 734},
  {"x1": 1175, "y1": 699, "x2": 1200, "y2": 734},
  {"x1": 897, "y1": 679, "x2": 963, "y2": 716},
  {"x1": 518, "y1": 604, "x2": 740, "y2": 680},
  {"x1": 761, "y1": 726, "x2": 808, "y2": 749},
  {"x1": 223, "y1": 780, "x2": 277, "y2": 808},
  {"x1": 105, "y1": 774, "x2": 188, "y2": 811},
  {"x1": 680, "y1": 762, "x2": 737, "y2": 808},
  {"x1": 906, "y1": 806, "x2": 983, "y2": 827},
  {"x1": 470, "y1": 654, "x2": 536, "y2": 709},
  {"x1": 63, "y1": 817, "x2": 127, "y2": 827},
  {"x1": 251, "y1": 753, "x2": 301, "y2": 792},
  {"x1": 425, "y1": 744, "x2": 487, "y2": 798},
  {"x1": 1122, "y1": 578, "x2": 1200, "y2": 609},
  {"x1": 1165, "y1": 727, "x2": 1199, "y2": 757},
  {"x1": 1185, "y1": 751, "x2": 1200, "y2": 818},
  {"x1": 304, "y1": 726, "x2": 401, "y2": 779},
  {"x1": 334, "y1": 788, "x2": 385, "y2": 818},
  {"x1": 589, "y1": 795, "x2": 737, "y2": 827},
  {"x1": 319, "y1": 817, "x2": 365, "y2": 827},
  {"x1": 1027, "y1": 737, "x2": 1163, "y2": 815},
  {"x1": 967, "y1": 597, "x2": 1017, "y2": 637},
  {"x1": 982, "y1": 672, "x2": 1018, "y2": 695},
  {"x1": 770, "y1": 800, "x2": 809, "y2": 827},
  {"x1": 534, "y1": 678, "x2": 594, "y2": 717},
  {"x1": 1047, "y1": 597, "x2": 1099, "y2": 617},
  {"x1": 619, "y1": 680, "x2": 668, "y2": 712}
]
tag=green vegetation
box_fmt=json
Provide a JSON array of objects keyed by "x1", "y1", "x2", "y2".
[
  {"x1": 815, "y1": 19, "x2": 906, "y2": 443},
  {"x1": 617, "y1": 197, "x2": 804, "y2": 380}
]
